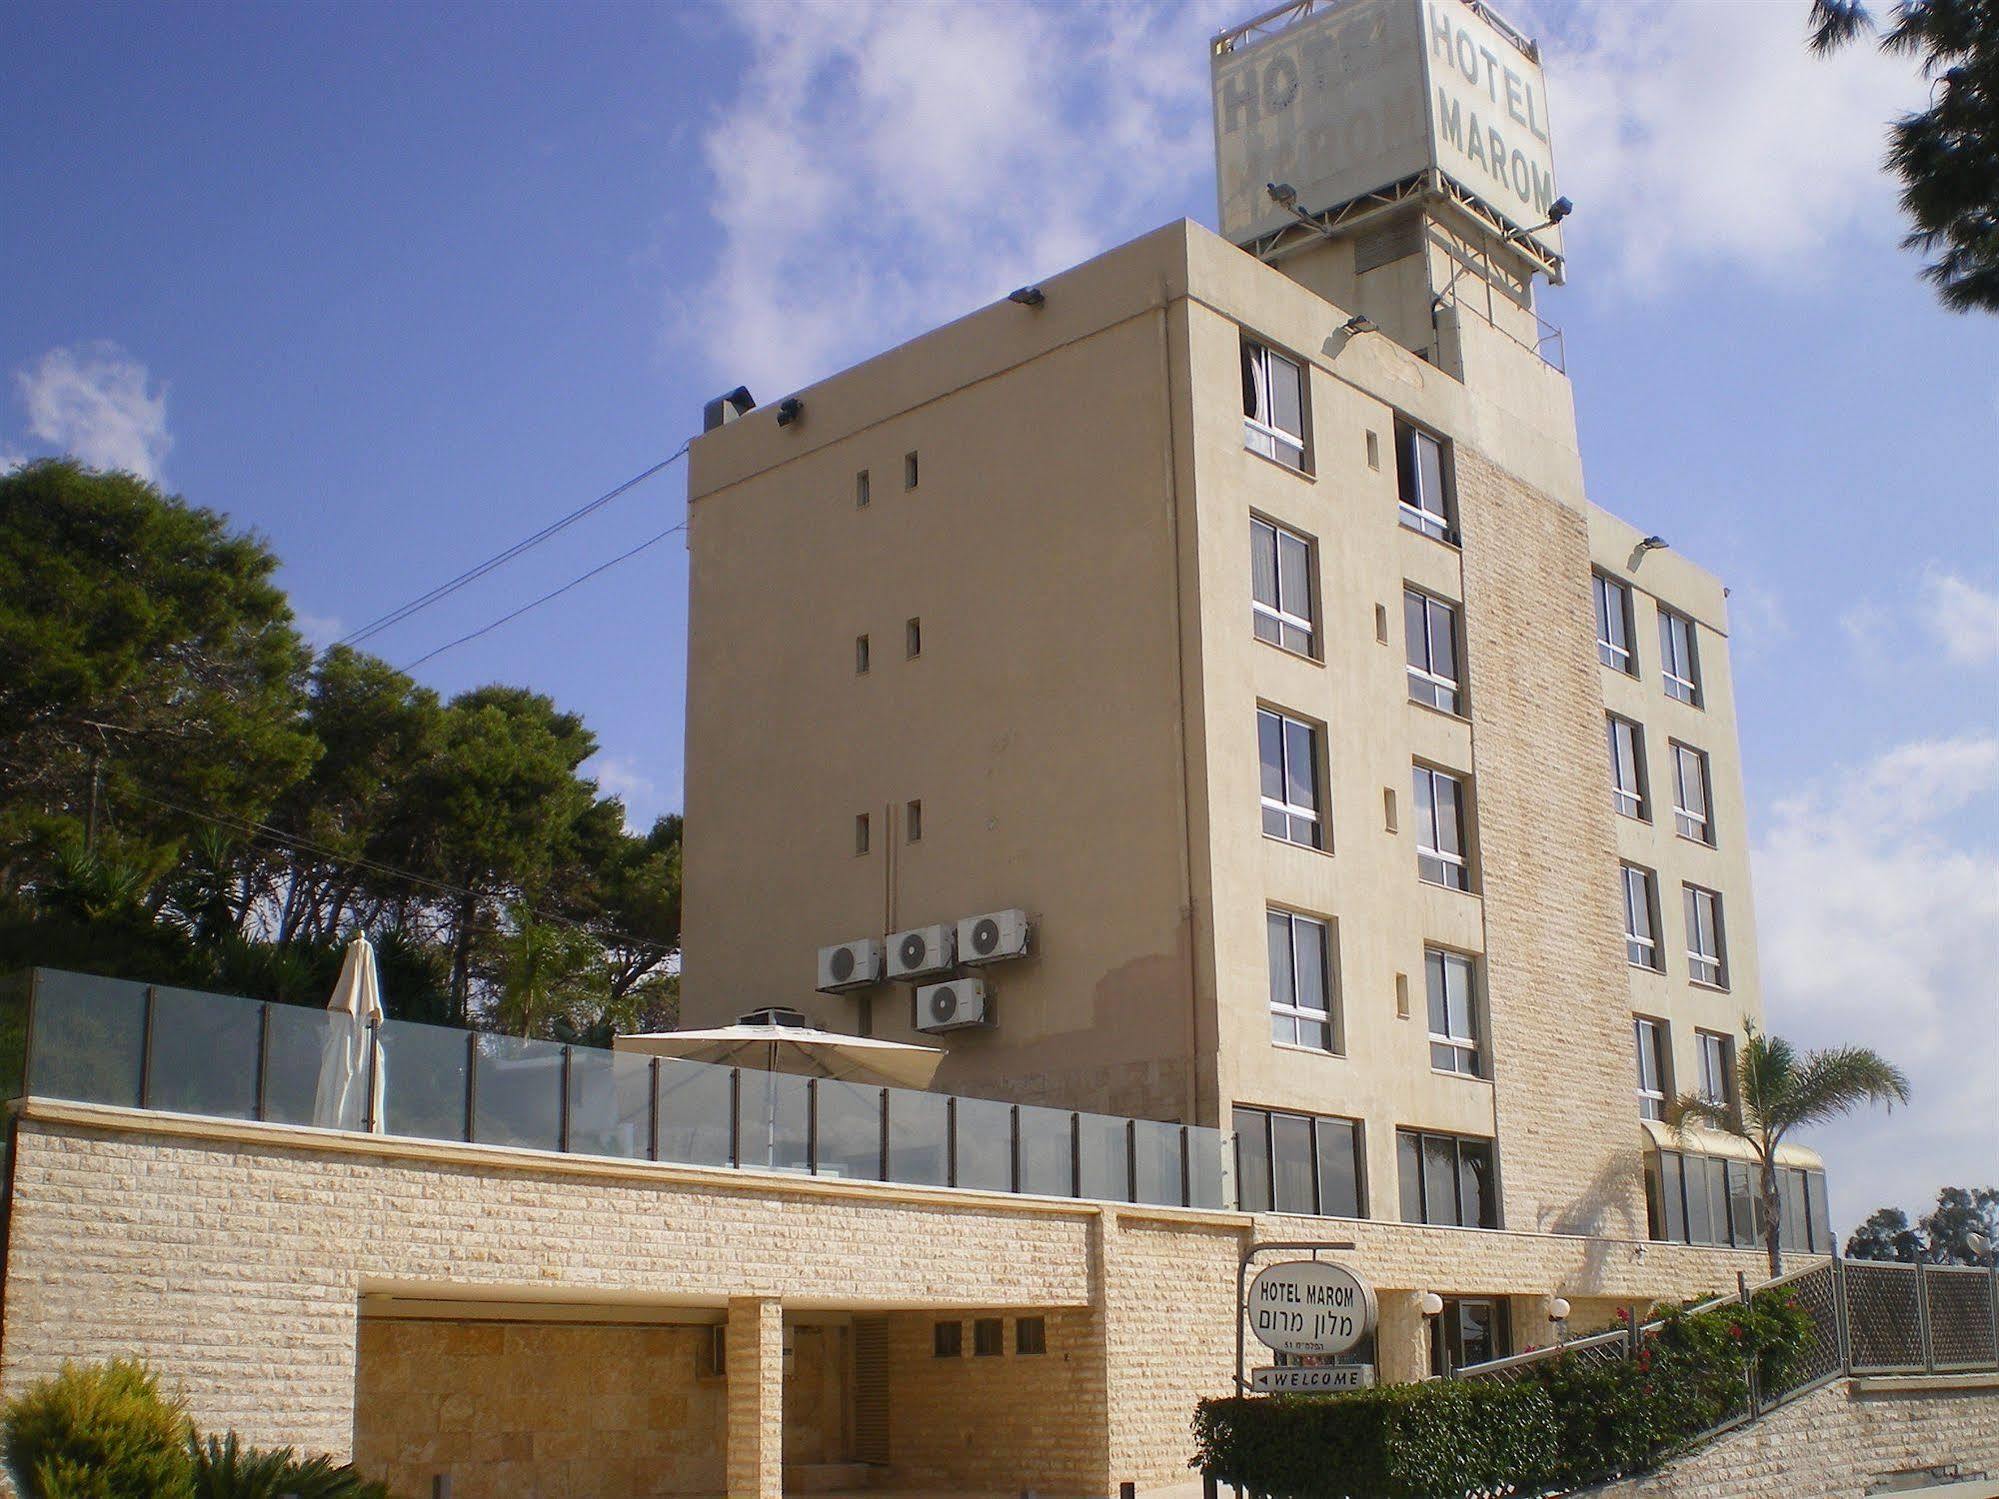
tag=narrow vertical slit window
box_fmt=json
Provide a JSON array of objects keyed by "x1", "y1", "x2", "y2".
[
  {"x1": 856, "y1": 469, "x2": 871, "y2": 508},
  {"x1": 854, "y1": 814, "x2": 870, "y2": 856},
  {"x1": 855, "y1": 634, "x2": 870, "y2": 675},
  {"x1": 903, "y1": 451, "x2": 919, "y2": 489},
  {"x1": 906, "y1": 617, "x2": 922, "y2": 658},
  {"x1": 1250, "y1": 517, "x2": 1316, "y2": 654},
  {"x1": 905, "y1": 799, "x2": 922, "y2": 843}
]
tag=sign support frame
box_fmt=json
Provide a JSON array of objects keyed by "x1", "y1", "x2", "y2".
[{"x1": 1234, "y1": 1237, "x2": 1359, "y2": 1394}]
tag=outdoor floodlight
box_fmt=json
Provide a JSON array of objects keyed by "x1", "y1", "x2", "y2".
[
  {"x1": 1267, "y1": 181, "x2": 1298, "y2": 208},
  {"x1": 1548, "y1": 196, "x2": 1574, "y2": 223},
  {"x1": 1008, "y1": 286, "x2": 1046, "y2": 308},
  {"x1": 775, "y1": 396, "x2": 803, "y2": 428},
  {"x1": 1638, "y1": 535, "x2": 1669, "y2": 552},
  {"x1": 1341, "y1": 314, "x2": 1379, "y2": 337}
]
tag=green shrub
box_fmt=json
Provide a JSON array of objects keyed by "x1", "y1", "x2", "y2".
[
  {"x1": 189, "y1": 1432, "x2": 392, "y2": 1499},
  {"x1": 1, "y1": 1360, "x2": 193, "y2": 1499},
  {"x1": 1192, "y1": 1381, "x2": 1557, "y2": 1499},
  {"x1": 1191, "y1": 1290, "x2": 1819, "y2": 1497}
]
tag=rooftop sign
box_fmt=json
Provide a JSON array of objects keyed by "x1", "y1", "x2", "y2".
[{"x1": 1212, "y1": 0, "x2": 1561, "y2": 257}]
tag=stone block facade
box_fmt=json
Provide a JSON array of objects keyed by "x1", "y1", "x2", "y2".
[{"x1": 0, "y1": 1103, "x2": 1797, "y2": 1497}]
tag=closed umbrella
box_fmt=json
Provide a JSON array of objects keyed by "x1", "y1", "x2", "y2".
[{"x1": 314, "y1": 932, "x2": 386, "y2": 1132}]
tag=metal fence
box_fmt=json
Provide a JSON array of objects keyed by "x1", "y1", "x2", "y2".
[
  {"x1": 0, "y1": 967, "x2": 1229, "y2": 1211},
  {"x1": 1457, "y1": 1253, "x2": 1999, "y2": 1421}
]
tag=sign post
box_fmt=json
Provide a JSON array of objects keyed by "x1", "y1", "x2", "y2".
[{"x1": 1234, "y1": 1239, "x2": 1379, "y2": 1395}]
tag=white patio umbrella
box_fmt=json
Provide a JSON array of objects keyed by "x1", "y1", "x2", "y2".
[
  {"x1": 313, "y1": 932, "x2": 386, "y2": 1132},
  {"x1": 613, "y1": 1006, "x2": 944, "y2": 1088}
]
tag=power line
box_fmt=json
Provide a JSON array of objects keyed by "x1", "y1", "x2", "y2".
[
  {"x1": 337, "y1": 444, "x2": 690, "y2": 648},
  {"x1": 401, "y1": 520, "x2": 687, "y2": 671},
  {"x1": 122, "y1": 786, "x2": 676, "y2": 955}
]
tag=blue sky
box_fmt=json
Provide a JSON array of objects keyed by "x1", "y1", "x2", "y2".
[{"x1": 2, "y1": 0, "x2": 1992, "y2": 1233}]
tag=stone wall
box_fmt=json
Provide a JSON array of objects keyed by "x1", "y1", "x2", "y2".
[
  {"x1": 1591, "y1": 1376, "x2": 1999, "y2": 1498},
  {"x1": 1455, "y1": 447, "x2": 1648, "y2": 1241}
]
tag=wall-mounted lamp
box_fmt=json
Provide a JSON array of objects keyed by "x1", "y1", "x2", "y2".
[
  {"x1": 775, "y1": 396, "x2": 803, "y2": 428},
  {"x1": 1341, "y1": 314, "x2": 1380, "y2": 337},
  {"x1": 1267, "y1": 181, "x2": 1299, "y2": 209},
  {"x1": 1637, "y1": 535, "x2": 1669, "y2": 553},
  {"x1": 1008, "y1": 286, "x2": 1046, "y2": 308},
  {"x1": 1418, "y1": 1292, "x2": 1445, "y2": 1318},
  {"x1": 1503, "y1": 196, "x2": 1576, "y2": 247},
  {"x1": 1548, "y1": 1296, "x2": 1572, "y2": 1323}
]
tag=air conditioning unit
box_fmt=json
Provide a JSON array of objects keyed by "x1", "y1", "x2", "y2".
[
  {"x1": 816, "y1": 937, "x2": 884, "y2": 994},
  {"x1": 914, "y1": 977, "x2": 989, "y2": 1033},
  {"x1": 957, "y1": 908, "x2": 1031, "y2": 965},
  {"x1": 886, "y1": 923, "x2": 956, "y2": 980}
]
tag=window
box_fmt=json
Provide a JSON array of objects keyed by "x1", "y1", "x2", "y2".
[
  {"x1": 1659, "y1": 607, "x2": 1701, "y2": 705},
  {"x1": 973, "y1": 1318, "x2": 1004, "y2": 1357},
  {"x1": 904, "y1": 451, "x2": 919, "y2": 489},
  {"x1": 1622, "y1": 864, "x2": 1661, "y2": 970},
  {"x1": 856, "y1": 469, "x2": 871, "y2": 508},
  {"x1": 854, "y1": 814, "x2": 870, "y2": 856},
  {"x1": 1397, "y1": 1128, "x2": 1497, "y2": 1227},
  {"x1": 1412, "y1": 766, "x2": 1470, "y2": 890},
  {"x1": 1404, "y1": 589, "x2": 1462, "y2": 713},
  {"x1": 700, "y1": 1325, "x2": 726, "y2": 1378},
  {"x1": 1646, "y1": 1150, "x2": 1833, "y2": 1253},
  {"x1": 1633, "y1": 1016, "x2": 1670, "y2": 1121},
  {"x1": 1232, "y1": 1105, "x2": 1364, "y2": 1218},
  {"x1": 1250, "y1": 517, "x2": 1316, "y2": 654},
  {"x1": 1431, "y1": 1297, "x2": 1510, "y2": 1374},
  {"x1": 1594, "y1": 572, "x2": 1636, "y2": 674},
  {"x1": 932, "y1": 1321, "x2": 961, "y2": 1358},
  {"x1": 1258, "y1": 708, "x2": 1323, "y2": 849},
  {"x1": 855, "y1": 634, "x2": 870, "y2": 674},
  {"x1": 1696, "y1": 1030, "x2": 1734, "y2": 1110},
  {"x1": 1015, "y1": 1317, "x2": 1046, "y2": 1355},
  {"x1": 1366, "y1": 429, "x2": 1381, "y2": 470},
  {"x1": 1267, "y1": 909, "x2": 1336, "y2": 1050},
  {"x1": 1394, "y1": 420, "x2": 1454, "y2": 542},
  {"x1": 1671, "y1": 742, "x2": 1713, "y2": 844},
  {"x1": 1241, "y1": 338, "x2": 1307, "y2": 470},
  {"x1": 905, "y1": 799, "x2": 922, "y2": 843},
  {"x1": 1684, "y1": 885, "x2": 1727, "y2": 987},
  {"x1": 906, "y1": 617, "x2": 922, "y2": 658},
  {"x1": 1607, "y1": 714, "x2": 1649, "y2": 820},
  {"x1": 1424, "y1": 948, "x2": 1481, "y2": 1077}
]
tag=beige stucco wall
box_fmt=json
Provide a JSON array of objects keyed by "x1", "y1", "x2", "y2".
[{"x1": 0, "y1": 1104, "x2": 1792, "y2": 1497}]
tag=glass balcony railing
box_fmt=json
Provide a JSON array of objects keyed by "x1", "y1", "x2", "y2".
[{"x1": 0, "y1": 969, "x2": 1229, "y2": 1211}]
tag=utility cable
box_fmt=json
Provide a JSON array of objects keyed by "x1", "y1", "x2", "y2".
[
  {"x1": 400, "y1": 520, "x2": 687, "y2": 671},
  {"x1": 337, "y1": 443, "x2": 689, "y2": 648}
]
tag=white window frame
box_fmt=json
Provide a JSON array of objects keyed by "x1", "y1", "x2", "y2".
[
  {"x1": 1251, "y1": 517, "x2": 1316, "y2": 655},
  {"x1": 1622, "y1": 863, "x2": 1661, "y2": 970},
  {"x1": 1684, "y1": 884, "x2": 1727, "y2": 988},
  {"x1": 1412, "y1": 765, "x2": 1470, "y2": 890},
  {"x1": 1425, "y1": 947, "x2": 1481, "y2": 1077},
  {"x1": 1607, "y1": 714, "x2": 1648, "y2": 820},
  {"x1": 1671, "y1": 741, "x2": 1713, "y2": 845},
  {"x1": 1267, "y1": 909, "x2": 1337, "y2": 1051},
  {"x1": 1404, "y1": 588, "x2": 1462, "y2": 714},
  {"x1": 1634, "y1": 1017, "x2": 1670, "y2": 1121},
  {"x1": 1242, "y1": 339, "x2": 1307, "y2": 471},
  {"x1": 1696, "y1": 1030, "x2": 1734, "y2": 1109},
  {"x1": 1258, "y1": 707, "x2": 1323, "y2": 849},
  {"x1": 1659, "y1": 607, "x2": 1702, "y2": 705},
  {"x1": 1595, "y1": 572, "x2": 1636, "y2": 674},
  {"x1": 1395, "y1": 420, "x2": 1454, "y2": 542}
]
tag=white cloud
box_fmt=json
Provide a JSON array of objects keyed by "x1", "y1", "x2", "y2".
[
  {"x1": 685, "y1": 0, "x2": 1233, "y2": 399},
  {"x1": 13, "y1": 342, "x2": 171, "y2": 482},
  {"x1": 1520, "y1": 0, "x2": 1924, "y2": 293},
  {"x1": 293, "y1": 612, "x2": 346, "y2": 650},
  {"x1": 588, "y1": 753, "x2": 667, "y2": 832},
  {"x1": 1920, "y1": 569, "x2": 1999, "y2": 666},
  {"x1": 1754, "y1": 736, "x2": 1999, "y2": 1230}
]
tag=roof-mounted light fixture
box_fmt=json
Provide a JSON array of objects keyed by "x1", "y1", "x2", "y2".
[
  {"x1": 1637, "y1": 535, "x2": 1669, "y2": 553},
  {"x1": 1008, "y1": 286, "x2": 1046, "y2": 308},
  {"x1": 1341, "y1": 314, "x2": 1380, "y2": 337},
  {"x1": 775, "y1": 396, "x2": 803, "y2": 428},
  {"x1": 1504, "y1": 196, "x2": 1575, "y2": 247}
]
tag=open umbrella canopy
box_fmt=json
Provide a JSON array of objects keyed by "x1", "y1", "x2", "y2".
[{"x1": 615, "y1": 1006, "x2": 943, "y2": 1090}]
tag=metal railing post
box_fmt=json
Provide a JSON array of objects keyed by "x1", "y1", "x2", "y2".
[
  {"x1": 253, "y1": 1002, "x2": 271, "y2": 1122},
  {"x1": 1917, "y1": 1262, "x2": 1935, "y2": 1372},
  {"x1": 362, "y1": 1020, "x2": 379, "y2": 1134},
  {"x1": 946, "y1": 1096, "x2": 959, "y2": 1188},
  {"x1": 557, "y1": 1045, "x2": 572, "y2": 1153},
  {"x1": 138, "y1": 985, "x2": 157, "y2": 1109},
  {"x1": 1988, "y1": 1261, "x2": 1999, "y2": 1370},
  {"x1": 727, "y1": 1068, "x2": 741, "y2": 1169},
  {"x1": 463, "y1": 1030, "x2": 478, "y2": 1143},
  {"x1": 806, "y1": 1077, "x2": 819, "y2": 1175},
  {"x1": 1125, "y1": 1119, "x2": 1137, "y2": 1204},
  {"x1": 647, "y1": 1057, "x2": 660, "y2": 1162},
  {"x1": 1009, "y1": 1105, "x2": 1021, "y2": 1194},
  {"x1": 1738, "y1": 1272, "x2": 1758, "y2": 1416},
  {"x1": 1832, "y1": 1255, "x2": 1851, "y2": 1375},
  {"x1": 878, "y1": 1086, "x2": 890, "y2": 1182}
]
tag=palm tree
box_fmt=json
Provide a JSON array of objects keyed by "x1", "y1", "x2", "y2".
[{"x1": 1668, "y1": 1023, "x2": 1911, "y2": 1277}]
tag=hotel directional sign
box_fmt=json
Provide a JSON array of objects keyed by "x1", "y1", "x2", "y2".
[
  {"x1": 1250, "y1": 1363, "x2": 1376, "y2": 1393},
  {"x1": 1246, "y1": 1258, "x2": 1377, "y2": 1358}
]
